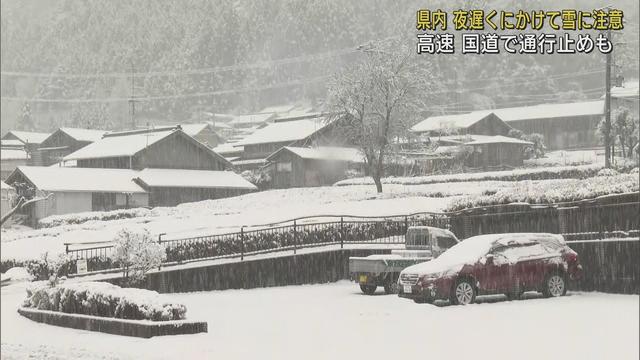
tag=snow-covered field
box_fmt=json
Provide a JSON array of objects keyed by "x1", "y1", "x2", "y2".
[
  {"x1": 1, "y1": 181, "x2": 506, "y2": 262},
  {"x1": 1, "y1": 281, "x2": 638, "y2": 360}
]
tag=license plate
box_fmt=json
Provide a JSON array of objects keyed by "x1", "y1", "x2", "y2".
[
  {"x1": 403, "y1": 285, "x2": 412, "y2": 294},
  {"x1": 359, "y1": 275, "x2": 367, "y2": 283}
]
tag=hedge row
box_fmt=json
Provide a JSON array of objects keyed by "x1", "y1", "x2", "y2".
[
  {"x1": 446, "y1": 173, "x2": 639, "y2": 211},
  {"x1": 23, "y1": 281, "x2": 187, "y2": 321},
  {"x1": 164, "y1": 218, "x2": 446, "y2": 263},
  {"x1": 335, "y1": 164, "x2": 605, "y2": 186},
  {"x1": 38, "y1": 207, "x2": 154, "y2": 228}
]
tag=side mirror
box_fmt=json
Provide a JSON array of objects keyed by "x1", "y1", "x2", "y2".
[{"x1": 485, "y1": 254, "x2": 494, "y2": 265}]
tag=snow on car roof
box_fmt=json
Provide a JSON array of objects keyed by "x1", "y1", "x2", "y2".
[
  {"x1": 11, "y1": 166, "x2": 147, "y2": 193},
  {"x1": 410, "y1": 111, "x2": 495, "y2": 133},
  {"x1": 402, "y1": 233, "x2": 563, "y2": 275},
  {"x1": 134, "y1": 168, "x2": 257, "y2": 190},
  {"x1": 234, "y1": 118, "x2": 329, "y2": 146}
]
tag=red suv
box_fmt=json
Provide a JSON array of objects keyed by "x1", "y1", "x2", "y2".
[{"x1": 398, "y1": 233, "x2": 582, "y2": 305}]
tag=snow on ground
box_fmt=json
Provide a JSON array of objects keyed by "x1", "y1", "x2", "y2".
[
  {"x1": 1, "y1": 181, "x2": 507, "y2": 262},
  {"x1": 1, "y1": 281, "x2": 638, "y2": 360}
]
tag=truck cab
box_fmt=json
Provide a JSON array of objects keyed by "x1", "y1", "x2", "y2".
[{"x1": 349, "y1": 226, "x2": 459, "y2": 295}]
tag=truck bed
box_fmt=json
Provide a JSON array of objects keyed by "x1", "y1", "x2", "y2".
[{"x1": 349, "y1": 255, "x2": 431, "y2": 274}]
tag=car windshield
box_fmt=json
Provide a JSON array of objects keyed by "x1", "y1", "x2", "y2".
[{"x1": 432, "y1": 236, "x2": 496, "y2": 266}]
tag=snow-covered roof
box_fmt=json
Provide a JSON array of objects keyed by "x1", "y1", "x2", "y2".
[
  {"x1": 268, "y1": 146, "x2": 365, "y2": 163},
  {"x1": 1, "y1": 148, "x2": 29, "y2": 160},
  {"x1": 610, "y1": 80, "x2": 639, "y2": 99},
  {"x1": 134, "y1": 168, "x2": 257, "y2": 190},
  {"x1": 0, "y1": 139, "x2": 25, "y2": 147},
  {"x1": 411, "y1": 111, "x2": 494, "y2": 133},
  {"x1": 179, "y1": 123, "x2": 211, "y2": 136},
  {"x1": 229, "y1": 113, "x2": 275, "y2": 126},
  {"x1": 63, "y1": 129, "x2": 175, "y2": 160},
  {"x1": 273, "y1": 108, "x2": 322, "y2": 122},
  {"x1": 2, "y1": 131, "x2": 50, "y2": 144},
  {"x1": 213, "y1": 144, "x2": 244, "y2": 155},
  {"x1": 235, "y1": 118, "x2": 329, "y2": 146},
  {"x1": 259, "y1": 104, "x2": 297, "y2": 114},
  {"x1": 1, "y1": 180, "x2": 13, "y2": 190},
  {"x1": 465, "y1": 135, "x2": 533, "y2": 146},
  {"x1": 231, "y1": 158, "x2": 268, "y2": 166},
  {"x1": 58, "y1": 128, "x2": 107, "y2": 142},
  {"x1": 9, "y1": 166, "x2": 146, "y2": 193},
  {"x1": 494, "y1": 101, "x2": 604, "y2": 122}
]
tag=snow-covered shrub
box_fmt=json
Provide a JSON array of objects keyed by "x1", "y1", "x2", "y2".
[
  {"x1": 23, "y1": 281, "x2": 187, "y2": 321},
  {"x1": 241, "y1": 169, "x2": 271, "y2": 190},
  {"x1": 24, "y1": 252, "x2": 73, "y2": 281},
  {"x1": 446, "y1": 174, "x2": 638, "y2": 211},
  {"x1": 597, "y1": 168, "x2": 619, "y2": 177},
  {"x1": 111, "y1": 228, "x2": 166, "y2": 286},
  {"x1": 630, "y1": 167, "x2": 639, "y2": 174},
  {"x1": 38, "y1": 207, "x2": 154, "y2": 228}
]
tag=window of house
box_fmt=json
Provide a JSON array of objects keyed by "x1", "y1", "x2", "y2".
[{"x1": 277, "y1": 162, "x2": 292, "y2": 172}]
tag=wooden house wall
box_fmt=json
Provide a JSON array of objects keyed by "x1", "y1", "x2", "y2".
[
  {"x1": 78, "y1": 156, "x2": 131, "y2": 169},
  {"x1": 467, "y1": 114, "x2": 513, "y2": 136},
  {"x1": 33, "y1": 131, "x2": 91, "y2": 166},
  {"x1": 146, "y1": 187, "x2": 252, "y2": 207},
  {"x1": 270, "y1": 151, "x2": 305, "y2": 188},
  {"x1": 243, "y1": 142, "x2": 290, "y2": 160},
  {"x1": 270, "y1": 150, "x2": 363, "y2": 189},
  {"x1": 466, "y1": 143, "x2": 525, "y2": 168},
  {"x1": 507, "y1": 115, "x2": 602, "y2": 150},
  {"x1": 133, "y1": 133, "x2": 227, "y2": 170},
  {"x1": 193, "y1": 129, "x2": 223, "y2": 148}
]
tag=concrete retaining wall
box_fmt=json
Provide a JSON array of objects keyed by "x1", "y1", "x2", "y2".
[{"x1": 17, "y1": 307, "x2": 208, "y2": 338}]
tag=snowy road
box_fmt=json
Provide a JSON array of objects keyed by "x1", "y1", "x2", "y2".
[{"x1": 2, "y1": 281, "x2": 638, "y2": 360}]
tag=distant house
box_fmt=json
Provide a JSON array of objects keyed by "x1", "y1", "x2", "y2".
[
  {"x1": 133, "y1": 168, "x2": 257, "y2": 207},
  {"x1": 493, "y1": 101, "x2": 604, "y2": 150},
  {"x1": 610, "y1": 80, "x2": 639, "y2": 119},
  {"x1": 175, "y1": 123, "x2": 224, "y2": 148},
  {"x1": 5, "y1": 166, "x2": 149, "y2": 222},
  {"x1": 1, "y1": 148, "x2": 29, "y2": 180},
  {"x1": 64, "y1": 126, "x2": 230, "y2": 171},
  {"x1": 33, "y1": 128, "x2": 107, "y2": 166},
  {"x1": 234, "y1": 117, "x2": 343, "y2": 162},
  {"x1": 266, "y1": 146, "x2": 365, "y2": 188},
  {"x1": 434, "y1": 135, "x2": 533, "y2": 169},
  {"x1": 228, "y1": 113, "x2": 275, "y2": 129},
  {"x1": 1, "y1": 181, "x2": 17, "y2": 219},
  {"x1": 411, "y1": 112, "x2": 512, "y2": 137},
  {"x1": 1, "y1": 130, "x2": 50, "y2": 153},
  {"x1": 212, "y1": 144, "x2": 244, "y2": 161}
]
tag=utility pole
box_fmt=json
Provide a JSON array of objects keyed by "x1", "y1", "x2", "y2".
[
  {"x1": 603, "y1": 28, "x2": 612, "y2": 168},
  {"x1": 129, "y1": 61, "x2": 137, "y2": 130}
]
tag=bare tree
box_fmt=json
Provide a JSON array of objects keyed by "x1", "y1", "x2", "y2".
[{"x1": 326, "y1": 42, "x2": 434, "y2": 193}]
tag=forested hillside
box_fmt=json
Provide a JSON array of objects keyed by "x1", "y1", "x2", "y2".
[{"x1": 1, "y1": 0, "x2": 638, "y2": 133}]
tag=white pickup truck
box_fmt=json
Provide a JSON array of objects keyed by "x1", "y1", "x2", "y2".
[{"x1": 349, "y1": 226, "x2": 459, "y2": 294}]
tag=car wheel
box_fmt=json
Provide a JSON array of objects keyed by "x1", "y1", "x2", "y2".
[
  {"x1": 542, "y1": 273, "x2": 567, "y2": 298},
  {"x1": 383, "y1": 281, "x2": 398, "y2": 295},
  {"x1": 360, "y1": 284, "x2": 377, "y2": 295},
  {"x1": 450, "y1": 279, "x2": 476, "y2": 305}
]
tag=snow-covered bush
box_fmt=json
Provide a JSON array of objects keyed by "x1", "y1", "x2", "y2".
[
  {"x1": 241, "y1": 169, "x2": 271, "y2": 190},
  {"x1": 446, "y1": 174, "x2": 638, "y2": 211},
  {"x1": 23, "y1": 281, "x2": 187, "y2": 321},
  {"x1": 597, "y1": 168, "x2": 619, "y2": 177},
  {"x1": 334, "y1": 164, "x2": 602, "y2": 186},
  {"x1": 111, "y1": 228, "x2": 166, "y2": 286},
  {"x1": 38, "y1": 207, "x2": 154, "y2": 228},
  {"x1": 630, "y1": 167, "x2": 639, "y2": 174},
  {"x1": 24, "y1": 252, "x2": 73, "y2": 281}
]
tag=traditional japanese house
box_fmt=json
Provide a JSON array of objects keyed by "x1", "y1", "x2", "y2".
[
  {"x1": 433, "y1": 135, "x2": 533, "y2": 169},
  {"x1": 133, "y1": 168, "x2": 257, "y2": 207},
  {"x1": 1, "y1": 148, "x2": 29, "y2": 180},
  {"x1": 32, "y1": 127, "x2": 107, "y2": 166},
  {"x1": 494, "y1": 101, "x2": 604, "y2": 150},
  {"x1": 266, "y1": 146, "x2": 365, "y2": 188},
  {"x1": 63, "y1": 126, "x2": 230, "y2": 170},
  {"x1": 5, "y1": 166, "x2": 149, "y2": 223},
  {"x1": 410, "y1": 111, "x2": 513, "y2": 137},
  {"x1": 0, "y1": 130, "x2": 50, "y2": 153}
]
